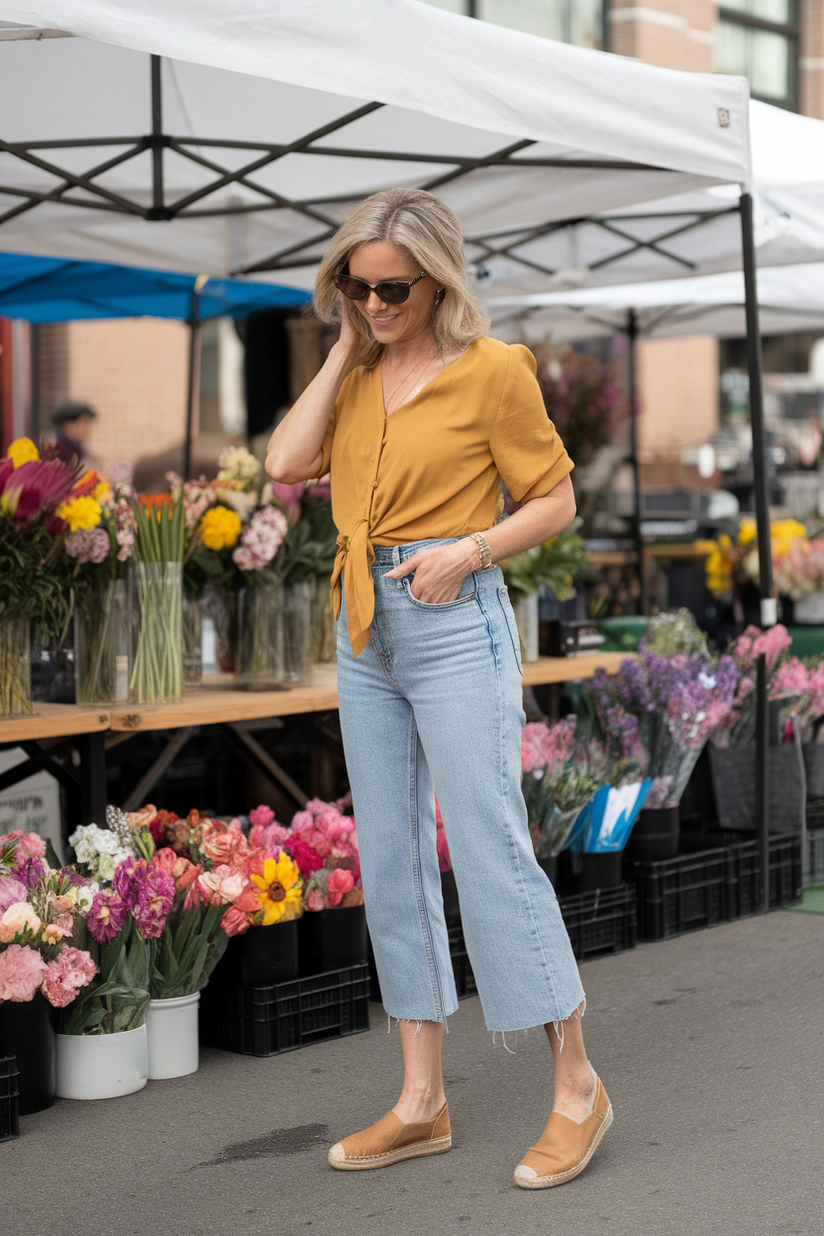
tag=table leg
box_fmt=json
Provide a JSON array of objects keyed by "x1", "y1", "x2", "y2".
[{"x1": 77, "y1": 732, "x2": 107, "y2": 827}]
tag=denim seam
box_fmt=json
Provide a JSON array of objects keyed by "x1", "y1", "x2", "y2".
[
  {"x1": 479, "y1": 588, "x2": 563, "y2": 1020},
  {"x1": 401, "y1": 575, "x2": 478, "y2": 611},
  {"x1": 407, "y1": 715, "x2": 446, "y2": 1023}
]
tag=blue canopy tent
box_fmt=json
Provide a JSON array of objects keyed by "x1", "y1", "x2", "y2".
[{"x1": 0, "y1": 251, "x2": 311, "y2": 474}]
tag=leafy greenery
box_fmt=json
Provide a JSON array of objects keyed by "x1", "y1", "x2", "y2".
[
  {"x1": 276, "y1": 500, "x2": 338, "y2": 585},
  {"x1": 0, "y1": 516, "x2": 72, "y2": 629},
  {"x1": 501, "y1": 516, "x2": 593, "y2": 600}
]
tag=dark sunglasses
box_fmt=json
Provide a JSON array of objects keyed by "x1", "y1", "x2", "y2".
[{"x1": 334, "y1": 270, "x2": 428, "y2": 305}]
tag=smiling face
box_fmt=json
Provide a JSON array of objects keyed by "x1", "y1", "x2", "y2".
[{"x1": 346, "y1": 241, "x2": 440, "y2": 349}]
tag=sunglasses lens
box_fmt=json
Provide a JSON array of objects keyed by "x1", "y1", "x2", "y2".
[
  {"x1": 335, "y1": 275, "x2": 370, "y2": 300},
  {"x1": 375, "y1": 282, "x2": 410, "y2": 305}
]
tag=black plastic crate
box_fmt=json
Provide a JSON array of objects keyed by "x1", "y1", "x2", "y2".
[
  {"x1": 200, "y1": 965, "x2": 370, "y2": 1057},
  {"x1": 626, "y1": 843, "x2": 728, "y2": 941},
  {"x1": 724, "y1": 833, "x2": 803, "y2": 916},
  {"x1": 559, "y1": 884, "x2": 637, "y2": 961},
  {"x1": 448, "y1": 925, "x2": 477, "y2": 997},
  {"x1": 0, "y1": 1056, "x2": 19, "y2": 1143},
  {"x1": 805, "y1": 827, "x2": 824, "y2": 888}
]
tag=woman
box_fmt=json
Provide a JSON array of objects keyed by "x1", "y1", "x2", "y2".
[{"x1": 266, "y1": 188, "x2": 612, "y2": 1190}]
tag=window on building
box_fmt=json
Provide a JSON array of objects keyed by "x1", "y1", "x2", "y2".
[
  {"x1": 716, "y1": 1, "x2": 799, "y2": 110},
  {"x1": 418, "y1": 0, "x2": 604, "y2": 50}
]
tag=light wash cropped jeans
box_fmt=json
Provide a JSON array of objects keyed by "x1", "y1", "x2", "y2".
[{"x1": 336, "y1": 538, "x2": 585, "y2": 1034}]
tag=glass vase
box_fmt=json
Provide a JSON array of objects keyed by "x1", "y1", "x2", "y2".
[
  {"x1": 0, "y1": 616, "x2": 32, "y2": 717},
  {"x1": 311, "y1": 576, "x2": 336, "y2": 663},
  {"x1": 74, "y1": 574, "x2": 131, "y2": 705},
  {"x1": 237, "y1": 579, "x2": 284, "y2": 690},
  {"x1": 283, "y1": 580, "x2": 313, "y2": 686},
  {"x1": 130, "y1": 561, "x2": 183, "y2": 704},
  {"x1": 182, "y1": 590, "x2": 202, "y2": 687}
]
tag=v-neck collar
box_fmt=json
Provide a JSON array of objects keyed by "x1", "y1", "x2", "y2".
[{"x1": 377, "y1": 339, "x2": 477, "y2": 419}]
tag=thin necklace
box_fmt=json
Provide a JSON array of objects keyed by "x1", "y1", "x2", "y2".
[{"x1": 383, "y1": 345, "x2": 440, "y2": 415}]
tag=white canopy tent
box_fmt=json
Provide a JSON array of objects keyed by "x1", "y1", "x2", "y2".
[
  {"x1": 486, "y1": 262, "x2": 824, "y2": 343},
  {"x1": 0, "y1": 0, "x2": 753, "y2": 282}
]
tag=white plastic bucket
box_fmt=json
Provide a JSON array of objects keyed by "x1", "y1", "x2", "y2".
[
  {"x1": 145, "y1": 993, "x2": 200, "y2": 1080},
  {"x1": 55, "y1": 1025, "x2": 148, "y2": 1100}
]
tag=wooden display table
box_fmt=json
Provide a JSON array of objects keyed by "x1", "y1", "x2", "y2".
[{"x1": 0, "y1": 652, "x2": 627, "y2": 825}]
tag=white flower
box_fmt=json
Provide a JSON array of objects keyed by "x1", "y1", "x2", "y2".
[
  {"x1": 217, "y1": 486, "x2": 258, "y2": 521},
  {"x1": 217, "y1": 446, "x2": 261, "y2": 485}
]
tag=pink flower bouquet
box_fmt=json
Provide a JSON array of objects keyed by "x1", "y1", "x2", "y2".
[{"x1": 0, "y1": 832, "x2": 97, "y2": 1009}]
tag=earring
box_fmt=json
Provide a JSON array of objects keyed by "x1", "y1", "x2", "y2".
[{"x1": 435, "y1": 288, "x2": 445, "y2": 305}]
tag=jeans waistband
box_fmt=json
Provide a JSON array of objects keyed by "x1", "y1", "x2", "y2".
[{"x1": 370, "y1": 538, "x2": 463, "y2": 567}]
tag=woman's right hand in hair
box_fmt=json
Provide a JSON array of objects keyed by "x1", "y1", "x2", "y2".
[{"x1": 334, "y1": 296, "x2": 366, "y2": 368}]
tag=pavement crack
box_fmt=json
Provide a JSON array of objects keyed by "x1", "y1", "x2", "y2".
[{"x1": 193, "y1": 1122, "x2": 330, "y2": 1167}]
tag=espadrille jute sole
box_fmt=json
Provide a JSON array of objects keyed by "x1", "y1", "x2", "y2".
[
  {"x1": 328, "y1": 1133, "x2": 452, "y2": 1170},
  {"x1": 513, "y1": 1104, "x2": 613, "y2": 1189}
]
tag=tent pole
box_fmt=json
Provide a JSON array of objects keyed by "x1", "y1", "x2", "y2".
[
  {"x1": 183, "y1": 276, "x2": 208, "y2": 481},
  {"x1": 627, "y1": 309, "x2": 646, "y2": 613},
  {"x1": 740, "y1": 191, "x2": 773, "y2": 915},
  {"x1": 150, "y1": 56, "x2": 164, "y2": 219}
]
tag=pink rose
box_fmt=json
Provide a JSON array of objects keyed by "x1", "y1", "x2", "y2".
[
  {"x1": 0, "y1": 943, "x2": 48, "y2": 1001},
  {"x1": 221, "y1": 905, "x2": 252, "y2": 937},
  {"x1": 306, "y1": 889, "x2": 325, "y2": 912},
  {"x1": 0, "y1": 901, "x2": 42, "y2": 942},
  {"x1": 325, "y1": 868, "x2": 355, "y2": 908},
  {"x1": 1, "y1": 830, "x2": 46, "y2": 862},
  {"x1": 0, "y1": 877, "x2": 29, "y2": 915}
]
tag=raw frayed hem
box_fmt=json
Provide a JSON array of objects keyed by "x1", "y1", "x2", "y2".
[
  {"x1": 386, "y1": 1014, "x2": 451, "y2": 1036},
  {"x1": 550, "y1": 997, "x2": 586, "y2": 1053},
  {"x1": 487, "y1": 998, "x2": 586, "y2": 1053}
]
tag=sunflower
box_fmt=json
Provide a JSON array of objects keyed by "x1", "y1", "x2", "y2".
[{"x1": 250, "y1": 853, "x2": 303, "y2": 925}]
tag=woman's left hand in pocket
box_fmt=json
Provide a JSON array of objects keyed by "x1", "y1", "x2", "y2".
[{"x1": 382, "y1": 539, "x2": 477, "y2": 603}]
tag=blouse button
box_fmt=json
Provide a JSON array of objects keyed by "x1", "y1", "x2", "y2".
[{"x1": 372, "y1": 481, "x2": 378, "y2": 489}]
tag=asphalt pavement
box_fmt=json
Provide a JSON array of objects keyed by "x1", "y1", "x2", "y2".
[{"x1": 6, "y1": 907, "x2": 823, "y2": 1236}]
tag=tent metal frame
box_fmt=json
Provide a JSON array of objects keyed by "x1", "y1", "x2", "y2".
[{"x1": 0, "y1": 52, "x2": 776, "y2": 910}]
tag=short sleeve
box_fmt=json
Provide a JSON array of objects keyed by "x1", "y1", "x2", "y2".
[
  {"x1": 317, "y1": 371, "x2": 353, "y2": 477},
  {"x1": 489, "y1": 344, "x2": 573, "y2": 502}
]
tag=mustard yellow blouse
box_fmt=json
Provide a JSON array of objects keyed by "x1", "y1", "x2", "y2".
[{"x1": 321, "y1": 336, "x2": 573, "y2": 656}]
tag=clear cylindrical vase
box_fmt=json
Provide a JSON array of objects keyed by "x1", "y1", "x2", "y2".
[
  {"x1": 0, "y1": 616, "x2": 32, "y2": 717},
  {"x1": 237, "y1": 579, "x2": 284, "y2": 690},
  {"x1": 182, "y1": 590, "x2": 202, "y2": 687},
  {"x1": 311, "y1": 576, "x2": 336, "y2": 663},
  {"x1": 130, "y1": 561, "x2": 183, "y2": 704},
  {"x1": 283, "y1": 580, "x2": 313, "y2": 685},
  {"x1": 75, "y1": 575, "x2": 131, "y2": 705}
]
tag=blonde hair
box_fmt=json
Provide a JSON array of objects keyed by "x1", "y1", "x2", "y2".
[{"x1": 314, "y1": 188, "x2": 489, "y2": 367}]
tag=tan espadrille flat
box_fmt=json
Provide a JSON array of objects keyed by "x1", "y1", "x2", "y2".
[
  {"x1": 328, "y1": 1102, "x2": 451, "y2": 1170},
  {"x1": 514, "y1": 1076, "x2": 613, "y2": 1189}
]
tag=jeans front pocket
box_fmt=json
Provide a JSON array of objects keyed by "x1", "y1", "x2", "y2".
[
  {"x1": 496, "y1": 585, "x2": 523, "y2": 674},
  {"x1": 401, "y1": 571, "x2": 477, "y2": 611}
]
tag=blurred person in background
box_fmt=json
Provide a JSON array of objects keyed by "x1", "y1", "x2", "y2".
[{"x1": 51, "y1": 400, "x2": 97, "y2": 465}]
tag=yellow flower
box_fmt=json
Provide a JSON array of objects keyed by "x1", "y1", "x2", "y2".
[
  {"x1": 6, "y1": 437, "x2": 39, "y2": 468},
  {"x1": 200, "y1": 505, "x2": 242, "y2": 551},
  {"x1": 737, "y1": 518, "x2": 757, "y2": 548},
  {"x1": 57, "y1": 495, "x2": 103, "y2": 531},
  {"x1": 251, "y1": 854, "x2": 303, "y2": 925},
  {"x1": 92, "y1": 480, "x2": 112, "y2": 504},
  {"x1": 770, "y1": 519, "x2": 807, "y2": 557}
]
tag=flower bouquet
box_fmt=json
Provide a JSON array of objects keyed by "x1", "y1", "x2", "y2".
[
  {"x1": 0, "y1": 830, "x2": 98, "y2": 1111},
  {"x1": 587, "y1": 646, "x2": 739, "y2": 811},
  {"x1": 520, "y1": 717, "x2": 598, "y2": 859},
  {"x1": 0, "y1": 831, "x2": 97, "y2": 1009},
  {"x1": 248, "y1": 798, "x2": 365, "y2": 974},
  {"x1": 65, "y1": 467, "x2": 136, "y2": 703},
  {"x1": 707, "y1": 624, "x2": 807, "y2": 834},
  {"x1": 145, "y1": 805, "x2": 305, "y2": 987},
  {"x1": 0, "y1": 437, "x2": 87, "y2": 714}
]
